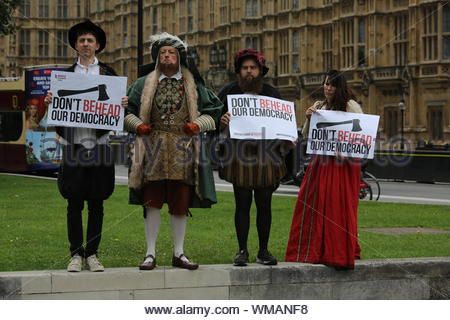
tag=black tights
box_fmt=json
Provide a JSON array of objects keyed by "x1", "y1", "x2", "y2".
[{"x1": 233, "y1": 185, "x2": 276, "y2": 252}]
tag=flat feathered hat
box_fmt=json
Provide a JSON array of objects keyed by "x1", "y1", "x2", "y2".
[{"x1": 150, "y1": 32, "x2": 188, "y2": 66}]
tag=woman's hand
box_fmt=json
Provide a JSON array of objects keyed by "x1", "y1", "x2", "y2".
[
  {"x1": 44, "y1": 92, "x2": 52, "y2": 106},
  {"x1": 285, "y1": 139, "x2": 297, "y2": 149},
  {"x1": 305, "y1": 105, "x2": 318, "y2": 119},
  {"x1": 334, "y1": 152, "x2": 347, "y2": 162},
  {"x1": 220, "y1": 112, "x2": 231, "y2": 129}
]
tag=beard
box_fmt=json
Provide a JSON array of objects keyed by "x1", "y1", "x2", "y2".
[
  {"x1": 238, "y1": 74, "x2": 264, "y2": 94},
  {"x1": 158, "y1": 61, "x2": 178, "y2": 74}
]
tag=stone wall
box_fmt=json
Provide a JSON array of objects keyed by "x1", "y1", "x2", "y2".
[{"x1": 1, "y1": 258, "x2": 449, "y2": 300}]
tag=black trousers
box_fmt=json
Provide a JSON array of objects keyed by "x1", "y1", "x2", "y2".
[
  {"x1": 233, "y1": 185, "x2": 277, "y2": 252},
  {"x1": 67, "y1": 198, "x2": 104, "y2": 257}
]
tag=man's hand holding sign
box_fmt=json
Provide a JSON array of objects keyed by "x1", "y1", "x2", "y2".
[
  {"x1": 306, "y1": 110, "x2": 379, "y2": 159},
  {"x1": 46, "y1": 71, "x2": 127, "y2": 131}
]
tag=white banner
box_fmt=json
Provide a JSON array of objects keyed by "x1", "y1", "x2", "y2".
[
  {"x1": 227, "y1": 94, "x2": 297, "y2": 141},
  {"x1": 47, "y1": 71, "x2": 127, "y2": 131},
  {"x1": 306, "y1": 110, "x2": 380, "y2": 159}
]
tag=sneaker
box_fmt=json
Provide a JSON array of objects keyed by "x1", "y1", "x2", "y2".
[
  {"x1": 256, "y1": 249, "x2": 278, "y2": 265},
  {"x1": 233, "y1": 249, "x2": 249, "y2": 266},
  {"x1": 86, "y1": 254, "x2": 105, "y2": 272},
  {"x1": 67, "y1": 254, "x2": 83, "y2": 272}
]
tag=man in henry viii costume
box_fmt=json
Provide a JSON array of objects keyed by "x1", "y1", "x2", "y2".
[{"x1": 125, "y1": 32, "x2": 223, "y2": 270}]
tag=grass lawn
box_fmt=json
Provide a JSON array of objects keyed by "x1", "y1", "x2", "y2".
[{"x1": 1, "y1": 174, "x2": 450, "y2": 272}]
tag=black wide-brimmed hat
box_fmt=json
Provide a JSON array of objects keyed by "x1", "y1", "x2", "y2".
[{"x1": 68, "y1": 20, "x2": 106, "y2": 53}]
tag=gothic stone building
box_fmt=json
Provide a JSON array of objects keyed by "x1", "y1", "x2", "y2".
[{"x1": 1, "y1": 0, "x2": 449, "y2": 147}]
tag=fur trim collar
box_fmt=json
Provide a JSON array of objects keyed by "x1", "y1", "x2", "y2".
[
  {"x1": 139, "y1": 66, "x2": 199, "y2": 123},
  {"x1": 129, "y1": 67, "x2": 200, "y2": 190}
]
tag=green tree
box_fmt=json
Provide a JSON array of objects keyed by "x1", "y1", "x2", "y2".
[{"x1": 0, "y1": 0, "x2": 24, "y2": 35}]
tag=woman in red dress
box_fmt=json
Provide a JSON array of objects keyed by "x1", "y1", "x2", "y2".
[{"x1": 285, "y1": 70, "x2": 362, "y2": 269}]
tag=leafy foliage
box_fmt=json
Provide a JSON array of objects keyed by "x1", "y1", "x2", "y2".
[{"x1": 0, "y1": 0, "x2": 24, "y2": 35}]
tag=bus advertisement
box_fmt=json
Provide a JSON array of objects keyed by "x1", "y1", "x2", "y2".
[{"x1": 0, "y1": 64, "x2": 70, "y2": 172}]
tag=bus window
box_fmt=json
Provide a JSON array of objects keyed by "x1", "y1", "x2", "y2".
[{"x1": 0, "y1": 111, "x2": 23, "y2": 141}]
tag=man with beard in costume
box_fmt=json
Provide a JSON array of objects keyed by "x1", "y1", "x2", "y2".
[
  {"x1": 125, "y1": 33, "x2": 222, "y2": 270},
  {"x1": 217, "y1": 49, "x2": 291, "y2": 267}
]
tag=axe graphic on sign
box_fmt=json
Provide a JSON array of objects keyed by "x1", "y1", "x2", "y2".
[
  {"x1": 57, "y1": 84, "x2": 109, "y2": 101},
  {"x1": 316, "y1": 119, "x2": 362, "y2": 132}
]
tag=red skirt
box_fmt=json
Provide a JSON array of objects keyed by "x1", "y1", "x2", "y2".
[{"x1": 285, "y1": 155, "x2": 361, "y2": 268}]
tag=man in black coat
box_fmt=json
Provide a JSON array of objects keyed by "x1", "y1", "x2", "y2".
[
  {"x1": 217, "y1": 49, "x2": 292, "y2": 267},
  {"x1": 45, "y1": 20, "x2": 127, "y2": 272}
]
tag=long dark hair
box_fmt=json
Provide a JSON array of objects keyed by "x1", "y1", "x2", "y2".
[{"x1": 323, "y1": 70, "x2": 356, "y2": 111}]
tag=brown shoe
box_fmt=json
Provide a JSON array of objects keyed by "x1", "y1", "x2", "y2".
[
  {"x1": 172, "y1": 254, "x2": 199, "y2": 270},
  {"x1": 139, "y1": 255, "x2": 156, "y2": 270}
]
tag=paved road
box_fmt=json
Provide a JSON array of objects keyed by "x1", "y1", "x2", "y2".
[
  {"x1": 376, "y1": 180, "x2": 450, "y2": 205},
  {"x1": 114, "y1": 165, "x2": 450, "y2": 205},
  {"x1": 3, "y1": 166, "x2": 448, "y2": 205}
]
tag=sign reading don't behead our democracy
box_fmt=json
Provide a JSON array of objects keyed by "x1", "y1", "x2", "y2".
[
  {"x1": 227, "y1": 94, "x2": 298, "y2": 141},
  {"x1": 307, "y1": 110, "x2": 380, "y2": 159},
  {"x1": 47, "y1": 71, "x2": 127, "y2": 131}
]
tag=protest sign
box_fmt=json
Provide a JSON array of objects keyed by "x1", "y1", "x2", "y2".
[
  {"x1": 47, "y1": 71, "x2": 127, "y2": 131},
  {"x1": 227, "y1": 94, "x2": 297, "y2": 141},
  {"x1": 306, "y1": 110, "x2": 379, "y2": 159}
]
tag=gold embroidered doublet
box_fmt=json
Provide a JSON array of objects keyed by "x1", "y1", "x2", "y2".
[{"x1": 142, "y1": 79, "x2": 195, "y2": 184}]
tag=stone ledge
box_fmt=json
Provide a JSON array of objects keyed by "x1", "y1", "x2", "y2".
[{"x1": 1, "y1": 258, "x2": 449, "y2": 300}]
